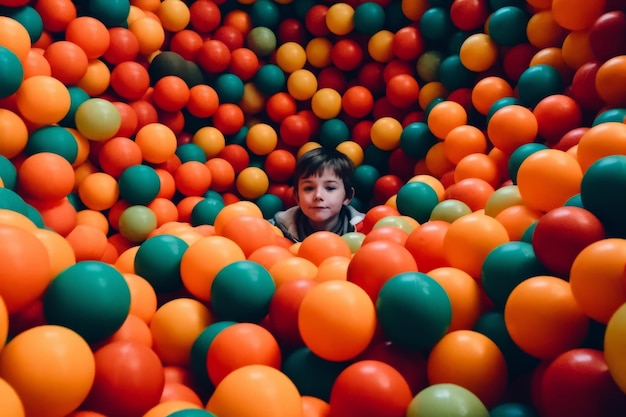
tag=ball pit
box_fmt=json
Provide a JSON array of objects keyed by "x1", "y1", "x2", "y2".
[{"x1": 1, "y1": 0, "x2": 626, "y2": 416}]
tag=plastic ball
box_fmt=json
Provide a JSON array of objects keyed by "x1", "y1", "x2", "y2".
[
  {"x1": 235, "y1": 166, "x2": 270, "y2": 199},
  {"x1": 0, "y1": 325, "x2": 95, "y2": 417},
  {"x1": 206, "y1": 322, "x2": 281, "y2": 387},
  {"x1": 311, "y1": 87, "x2": 342, "y2": 119},
  {"x1": 246, "y1": 26, "x2": 276, "y2": 58},
  {"x1": 118, "y1": 205, "x2": 157, "y2": 243},
  {"x1": 206, "y1": 365, "x2": 302, "y2": 417},
  {"x1": 395, "y1": 180, "x2": 439, "y2": 223},
  {"x1": 210, "y1": 260, "x2": 275, "y2": 322},
  {"x1": 0, "y1": 46, "x2": 23, "y2": 99},
  {"x1": 517, "y1": 64, "x2": 564, "y2": 107},
  {"x1": 82, "y1": 341, "x2": 164, "y2": 417},
  {"x1": 487, "y1": 6, "x2": 530, "y2": 46},
  {"x1": 427, "y1": 266, "x2": 482, "y2": 331},
  {"x1": 427, "y1": 100, "x2": 468, "y2": 140},
  {"x1": 25, "y1": 125, "x2": 78, "y2": 164},
  {"x1": 133, "y1": 234, "x2": 188, "y2": 293},
  {"x1": 516, "y1": 149, "x2": 582, "y2": 212},
  {"x1": 15, "y1": 75, "x2": 70, "y2": 125},
  {"x1": 459, "y1": 33, "x2": 498, "y2": 72},
  {"x1": 605, "y1": 303, "x2": 626, "y2": 394},
  {"x1": 406, "y1": 383, "x2": 489, "y2": 417},
  {"x1": 0, "y1": 15, "x2": 32, "y2": 61},
  {"x1": 504, "y1": 275, "x2": 589, "y2": 359},
  {"x1": 427, "y1": 330, "x2": 508, "y2": 408},
  {"x1": 328, "y1": 360, "x2": 413, "y2": 417},
  {"x1": 298, "y1": 280, "x2": 377, "y2": 361}
]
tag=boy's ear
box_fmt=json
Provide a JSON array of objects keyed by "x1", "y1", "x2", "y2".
[{"x1": 344, "y1": 187, "x2": 355, "y2": 204}]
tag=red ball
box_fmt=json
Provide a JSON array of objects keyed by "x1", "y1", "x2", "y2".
[
  {"x1": 189, "y1": 0, "x2": 221, "y2": 33},
  {"x1": 342, "y1": 85, "x2": 374, "y2": 118},
  {"x1": 533, "y1": 94, "x2": 583, "y2": 144},
  {"x1": 268, "y1": 279, "x2": 317, "y2": 347},
  {"x1": 212, "y1": 103, "x2": 244, "y2": 135},
  {"x1": 110, "y1": 61, "x2": 150, "y2": 101},
  {"x1": 568, "y1": 61, "x2": 605, "y2": 112},
  {"x1": 383, "y1": 59, "x2": 413, "y2": 83},
  {"x1": 305, "y1": 4, "x2": 330, "y2": 37},
  {"x1": 213, "y1": 24, "x2": 245, "y2": 51},
  {"x1": 196, "y1": 39, "x2": 231, "y2": 74},
  {"x1": 537, "y1": 348, "x2": 626, "y2": 417},
  {"x1": 328, "y1": 360, "x2": 413, "y2": 417},
  {"x1": 129, "y1": 99, "x2": 158, "y2": 131},
  {"x1": 392, "y1": 25, "x2": 425, "y2": 61},
  {"x1": 358, "y1": 61, "x2": 386, "y2": 96},
  {"x1": 264, "y1": 149, "x2": 297, "y2": 183},
  {"x1": 351, "y1": 120, "x2": 373, "y2": 148},
  {"x1": 450, "y1": 0, "x2": 489, "y2": 31},
  {"x1": 532, "y1": 206, "x2": 606, "y2": 277},
  {"x1": 277, "y1": 17, "x2": 309, "y2": 44},
  {"x1": 588, "y1": 10, "x2": 626, "y2": 61},
  {"x1": 331, "y1": 38, "x2": 364, "y2": 72},
  {"x1": 83, "y1": 342, "x2": 165, "y2": 417},
  {"x1": 169, "y1": 29, "x2": 204, "y2": 61},
  {"x1": 218, "y1": 144, "x2": 250, "y2": 174},
  {"x1": 503, "y1": 43, "x2": 537, "y2": 83},
  {"x1": 552, "y1": 127, "x2": 589, "y2": 152},
  {"x1": 385, "y1": 74, "x2": 420, "y2": 109},
  {"x1": 103, "y1": 27, "x2": 139, "y2": 65},
  {"x1": 266, "y1": 92, "x2": 297, "y2": 123},
  {"x1": 229, "y1": 47, "x2": 259, "y2": 81},
  {"x1": 279, "y1": 114, "x2": 312, "y2": 147},
  {"x1": 318, "y1": 66, "x2": 347, "y2": 93},
  {"x1": 373, "y1": 174, "x2": 403, "y2": 204}
]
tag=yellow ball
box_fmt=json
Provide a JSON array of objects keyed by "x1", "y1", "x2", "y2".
[
  {"x1": 460, "y1": 33, "x2": 498, "y2": 72},
  {"x1": 245, "y1": 123, "x2": 278, "y2": 156},
  {"x1": 236, "y1": 167, "x2": 270, "y2": 199},
  {"x1": 368, "y1": 30, "x2": 395, "y2": 63},
  {"x1": 370, "y1": 117, "x2": 403, "y2": 151},
  {"x1": 306, "y1": 37, "x2": 333, "y2": 68},
  {"x1": 336, "y1": 141, "x2": 364, "y2": 167},
  {"x1": 287, "y1": 69, "x2": 318, "y2": 101},
  {"x1": 311, "y1": 88, "x2": 342, "y2": 119},
  {"x1": 326, "y1": 3, "x2": 355, "y2": 36},
  {"x1": 275, "y1": 42, "x2": 307, "y2": 73}
]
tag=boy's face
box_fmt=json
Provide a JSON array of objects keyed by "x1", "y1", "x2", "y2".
[{"x1": 295, "y1": 168, "x2": 351, "y2": 231}]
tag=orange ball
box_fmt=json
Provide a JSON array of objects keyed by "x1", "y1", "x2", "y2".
[
  {"x1": 404, "y1": 220, "x2": 450, "y2": 273},
  {"x1": 43, "y1": 40, "x2": 89, "y2": 85},
  {"x1": 471, "y1": 76, "x2": 514, "y2": 116},
  {"x1": 157, "y1": 0, "x2": 191, "y2": 32},
  {"x1": 248, "y1": 244, "x2": 294, "y2": 271},
  {"x1": 35, "y1": 197, "x2": 78, "y2": 236},
  {"x1": 0, "y1": 225, "x2": 52, "y2": 313},
  {"x1": 315, "y1": 255, "x2": 350, "y2": 282},
  {"x1": 269, "y1": 256, "x2": 318, "y2": 288},
  {"x1": 595, "y1": 55, "x2": 626, "y2": 107},
  {"x1": 0, "y1": 377, "x2": 24, "y2": 417},
  {"x1": 0, "y1": 325, "x2": 94, "y2": 417},
  {"x1": 246, "y1": 123, "x2": 278, "y2": 156},
  {"x1": 427, "y1": 330, "x2": 508, "y2": 408},
  {"x1": 186, "y1": 84, "x2": 219, "y2": 118},
  {"x1": 18, "y1": 152, "x2": 75, "y2": 202},
  {"x1": 65, "y1": 224, "x2": 108, "y2": 262},
  {"x1": 504, "y1": 275, "x2": 589, "y2": 359},
  {"x1": 516, "y1": 149, "x2": 582, "y2": 212},
  {"x1": 0, "y1": 108, "x2": 28, "y2": 159},
  {"x1": 205, "y1": 157, "x2": 236, "y2": 193},
  {"x1": 135, "y1": 123, "x2": 178, "y2": 164},
  {"x1": 577, "y1": 122, "x2": 626, "y2": 172},
  {"x1": 427, "y1": 267, "x2": 482, "y2": 332},
  {"x1": 213, "y1": 201, "x2": 264, "y2": 235},
  {"x1": 152, "y1": 75, "x2": 190, "y2": 112},
  {"x1": 150, "y1": 298, "x2": 213, "y2": 366},
  {"x1": 494, "y1": 205, "x2": 542, "y2": 241},
  {"x1": 122, "y1": 272, "x2": 158, "y2": 324},
  {"x1": 487, "y1": 105, "x2": 538, "y2": 155},
  {"x1": 443, "y1": 212, "x2": 509, "y2": 279},
  {"x1": 65, "y1": 16, "x2": 110, "y2": 59},
  {"x1": 569, "y1": 238, "x2": 626, "y2": 324},
  {"x1": 0, "y1": 15, "x2": 31, "y2": 61},
  {"x1": 32, "y1": 227, "x2": 76, "y2": 278},
  {"x1": 77, "y1": 172, "x2": 120, "y2": 211},
  {"x1": 444, "y1": 125, "x2": 488, "y2": 164},
  {"x1": 459, "y1": 33, "x2": 498, "y2": 73},
  {"x1": 219, "y1": 215, "x2": 278, "y2": 257},
  {"x1": 311, "y1": 88, "x2": 342, "y2": 119},
  {"x1": 298, "y1": 231, "x2": 353, "y2": 266},
  {"x1": 454, "y1": 153, "x2": 502, "y2": 188},
  {"x1": 207, "y1": 322, "x2": 281, "y2": 386},
  {"x1": 192, "y1": 126, "x2": 226, "y2": 158},
  {"x1": 128, "y1": 15, "x2": 165, "y2": 55},
  {"x1": 427, "y1": 100, "x2": 467, "y2": 140},
  {"x1": 526, "y1": 10, "x2": 569, "y2": 49},
  {"x1": 15, "y1": 75, "x2": 71, "y2": 125},
  {"x1": 106, "y1": 313, "x2": 153, "y2": 347},
  {"x1": 236, "y1": 166, "x2": 269, "y2": 199},
  {"x1": 180, "y1": 236, "x2": 245, "y2": 301},
  {"x1": 551, "y1": 0, "x2": 605, "y2": 31},
  {"x1": 298, "y1": 280, "x2": 377, "y2": 361}
]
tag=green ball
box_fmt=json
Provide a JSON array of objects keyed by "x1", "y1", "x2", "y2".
[
  {"x1": 255, "y1": 193, "x2": 283, "y2": 219},
  {"x1": 176, "y1": 143, "x2": 207, "y2": 163},
  {"x1": 0, "y1": 46, "x2": 23, "y2": 98},
  {"x1": 118, "y1": 205, "x2": 157, "y2": 242},
  {"x1": 247, "y1": 26, "x2": 277, "y2": 58},
  {"x1": 353, "y1": 164, "x2": 380, "y2": 202},
  {"x1": 134, "y1": 234, "x2": 189, "y2": 293},
  {"x1": 400, "y1": 122, "x2": 439, "y2": 159},
  {"x1": 473, "y1": 310, "x2": 539, "y2": 378},
  {"x1": 148, "y1": 50, "x2": 187, "y2": 85},
  {"x1": 26, "y1": 125, "x2": 78, "y2": 164},
  {"x1": 210, "y1": 260, "x2": 276, "y2": 323},
  {"x1": 42, "y1": 261, "x2": 131, "y2": 343},
  {"x1": 490, "y1": 402, "x2": 540, "y2": 417},
  {"x1": 75, "y1": 97, "x2": 122, "y2": 141},
  {"x1": 282, "y1": 347, "x2": 350, "y2": 401},
  {"x1": 118, "y1": 164, "x2": 161, "y2": 205},
  {"x1": 214, "y1": 73, "x2": 245, "y2": 104},
  {"x1": 517, "y1": 64, "x2": 564, "y2": 107},
  {"x1": 396, "y1": 181, "x2": 440, "y2": 224},
  {"x1": 480, "y1": 241, "x2": 549, "y2": 309},
  {"x1": 439, "y1": 54, "x2": 476, "y2": 91},
  {"x1": 593, "y1": 108, "x2": 626, "y2": 126},
  {"x1": 419, "y1": 7, "x2": 454, "y2": 43},
  {"x1": 406, "y1": 383, "x2": 489, "y2": 417},
  {"x1": 507, "y1": 143, "x2": 549, "y2": 184},
  {"x1": 581, "y1": 155, "x2": 626, "y2": 237},
  {"x1": 168, "y1": 410, "x2": 218, "y2": 417},
  {"x1": 376, "y1": 271, "x2": 452, "y2": 350},
  {"x1": 60, "y1": 86, "x2": 90, "y2": 128},
  {"x1": 353, "y1": 2, "x2": 386, "y2": 36},
  {"x1": 319, "y1": 118, "x2": 350, "y2": 149},
  {"x1": 250, "y1": 0, "x2": 281, "y2": 29},
  {"x1": 341, "y1": 231, "x2": 366, "y2": 253},
  {"x1": 253, "y1": 64, "x2": 285, "y2": 95},
  {"x1": 189, "y1": 320, "x2": 237, "y2": 391},
  {"x1": 417, "y1": 50, "x2": 444, "y2": 82},
  {"x1": 191, "y1": 195, "x2": 225, "y2": 226},
  {"x1": 0, "y1": 154, "x2": 17, "y2": 189},
  {"x1": 487, "y1": 6, "x2": 530, "y2": 46},
  {"x1": 88, "y1": 0, "x2": 131, "y2": 27},
  {"x1": 430, "y1": 199, "x2": 472, "y2": 223}
]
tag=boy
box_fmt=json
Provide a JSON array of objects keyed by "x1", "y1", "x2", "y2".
[{"x1": 269, "y1": 146, "x2": 365, "y2": 242}]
